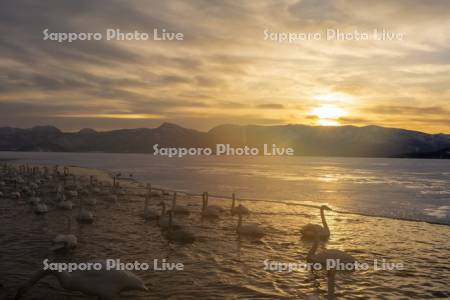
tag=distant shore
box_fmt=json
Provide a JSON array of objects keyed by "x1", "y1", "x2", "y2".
[
  {"x1": 1, "y1": 123, "x2": 449, "y2": 158},
  {"x1": 0, "y1": 150, "x2": 449, "y2": 159}
]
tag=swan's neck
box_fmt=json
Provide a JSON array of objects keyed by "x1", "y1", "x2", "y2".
[
  {"x1": 172, "y1": 194, "x2": 176, "y2": 208},
  {"x1": 307, "y1": 239, "x2": 319, "y2": 261},
  {"x1": 327, "y1": 271, "x2": 335, "y2": 300},
  {"x1": 65, "y1": 215, "x2": 71, "y2": 233},
  {"x1": 161, "y1": 202, "x2": 166, "y2": 216},
  {"x1": 168, "y1": 212, "x2": 173, "y2": 232},
  {"x1": 321, "y1": 207, "x2": 329, "y2": 232},
  {"x1": 236, "y1": 214, "x2": 242, "y2": 232},
  {"x1": 144, "y1": 196, "x2": 149, "y2": 212},
  {"x1": 231, "y1": 194, "x2": 235, "y2": 210}
]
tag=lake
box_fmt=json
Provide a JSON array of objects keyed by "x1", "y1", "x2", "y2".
[
  {"x1": 0, "y1": 152, "x2": 449, "y2": 299},
  {"x1": 1, "y1": 151, "x2": 449, "y2": 224}
]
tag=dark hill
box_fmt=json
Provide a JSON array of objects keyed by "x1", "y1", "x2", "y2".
[{"x1": 0, "y1": 123, "x2": 449, "y2": 158}]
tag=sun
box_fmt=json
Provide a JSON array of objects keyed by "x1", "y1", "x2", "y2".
[
  {"x1": 310, "y1": 104, "x2": 347, "y2": 126},
  {"x1": 311, "y1": 105, "x2": 346, "y2": 119}
]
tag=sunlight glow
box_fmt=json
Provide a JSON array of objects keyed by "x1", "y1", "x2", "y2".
[
  {"x1": 311, "y1": 105, "x2": 346, "y2": 119},
  {"x1": 310, "y1": 105, "x2": 347, "y2": 126},
  {"x1": 313, "y1": 92, "x2": 353, "y2": 103},
  {"x1": 318, "y1": 119, "x2": 340, "y2": 126}
]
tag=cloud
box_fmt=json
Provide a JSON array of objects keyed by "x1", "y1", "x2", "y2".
[
  {"x1": 256, "y1": 103, "x2": 285, "y2": 109},
  {"x1": 338, "y1": 116, "x2": 373, "y2": 124},
  {"x1": 364, "y1": 105, "x2": 449, "y2": 115}
]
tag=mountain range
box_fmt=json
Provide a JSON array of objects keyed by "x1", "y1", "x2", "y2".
[{"x1": 0, "y1": 123, "x2": 449, "y2": 158}]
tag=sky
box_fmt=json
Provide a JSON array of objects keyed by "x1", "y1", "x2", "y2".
[{"x1": 0, "y1": 0, "x2": 449, "y2": 133}]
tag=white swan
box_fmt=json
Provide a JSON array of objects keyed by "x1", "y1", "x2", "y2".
[
  {"x1": 76, "y1": 198, "x2": 94, "y2": 224},
  {"x1": 67, "y1": 190, "x2": 78, "y2": 198},
  {"x1": 14, "y1": 260, "x2": 148, "y2": 299},
  {"x1": 201, "y1": 194, "x2": 220, "y2": 219},
  {"x1": 28, "y1": 190, "x2": 41, "y2": 206},
  {"x1": 29, "y1": 196, "x2": 41, "y2": 206},
  {"x1": 51, "y1": 233, "x2": 78, "y2": 251},
  {"x1": 300, "y1": 205, "x2": 331, "y2": 240},
  {"x1": 106, "y1": 192, "x2": 118, "y2": 203},
  {"x1": 164, "y1": 211, "x2": 196, "y2": 243},
  {"x1": 21, "y1": 186, "x2": 32, "y2": 196},
  {"x1": 16, "y1": 176, "x2": 25, "y2": 184},
  {"x1": 10, "y1": 191, "x2": 21, "y2": 199},
  {"x1": 56, "y1": 195, "x2": 73, "y2": 210},
  {"x1": 29, "y1": 182, "x2": 39, "y2": 190},
  {"x1": 157, "y1": 202, "x2": 180, "y2": 229},
  {"x1": 307, "y1": 238, "x2": 356, "y2": 300},
  {"x1": 236, "y1": 210, "x2": 265, "y2": 238},
  {"x1": 51, "y1": 215, "x2": 77, "y2": 251},
  {"x1": 34, "y1": 202, "x2": 48, "y2": 215},
  {"x1": 203, "y1": 192, "x2": 224, "y2": 213},
  {"x1": 231, "y1": 193, "x2": 250, "y2": 216},
  {"x1": 171, "y1": 192, "x2": 190, "y2": 215},
  {"x1": 117, "y1": 188, "x2": 127, "y2": 196},
  {"x1": 83, "y1": 196, "x2": 97, "y2": 206},
  {"x1": 143, "y1": 194, "x2": 159, "y2": 220},
  {"x1": 55, "y1": 185, "x2": 65, "y2": 204}
]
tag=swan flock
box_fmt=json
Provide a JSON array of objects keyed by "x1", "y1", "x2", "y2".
[{"x1": 0, "y1": 163, "x2": 358, "y2": 299}]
